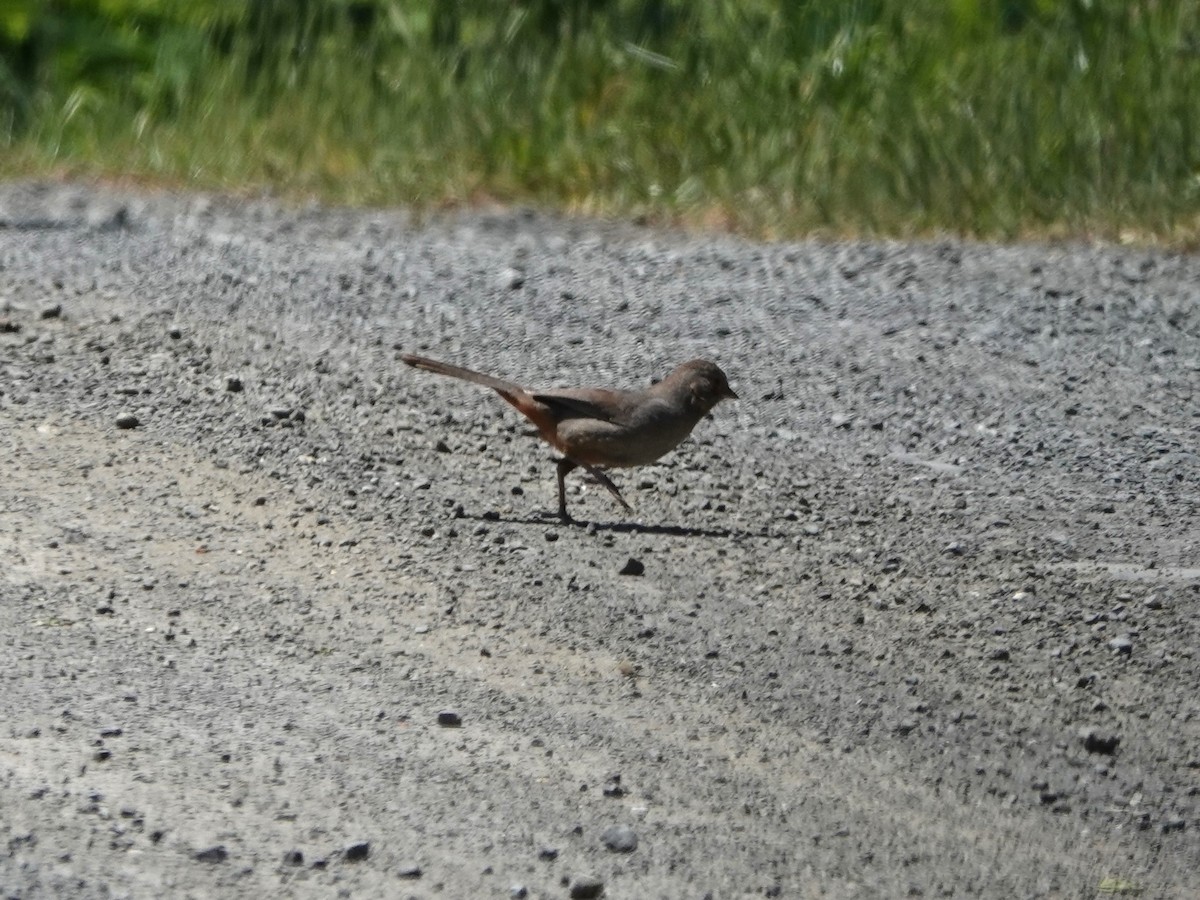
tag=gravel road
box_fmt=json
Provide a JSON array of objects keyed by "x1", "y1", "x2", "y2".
[{"x1": 2, "y1": 181, "x2": 1198, "y2": 899}]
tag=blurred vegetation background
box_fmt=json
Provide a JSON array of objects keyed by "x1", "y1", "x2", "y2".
[{"x1": 2, "y1": 0, "x2": 1198, "y2": 240}]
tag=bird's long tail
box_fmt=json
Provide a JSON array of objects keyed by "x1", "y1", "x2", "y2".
[{"x1": 400, "y1": 354, "x2": 527, "y2": 396}]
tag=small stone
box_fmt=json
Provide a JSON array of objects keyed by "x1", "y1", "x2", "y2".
[
  {"x1": 270, "y1": 407, "x2": 293, "y2": 420},
  {"x1": 168, "y1": 326, "x2": 183, "y2": 340},
  {"x1": 569, "y1": 875, "x2": 605, "y2": 899},
  {"x1": 397, "y1": 863, "x2": 422, "y2": 878},
  {"x1": 1108, "y1": 636, "x2": 1133, "y2": 655},
  {"x1": 194, "y1": 845, "x2": 228, "y2": 863},
  {"x1": 600, "y1": 824, "x2": 638, "y2": 853},
  {"x1": 538, "y1": 846, "x2": 559, "y2": 860},
  {"x1": 618, "y1": 557, "x2": 644, "y2": 576},
  {"x1": 0, "y1": 319, "x2": 20, "y2": 333},
  {"x1": 282, "y1": 849, "x2": 304, "y2": 866},
  {"x1": 943, "y1": 541, "x2": 965, "y2": 556},
  {"x1": 602, "y1": 780, "x2": 626, "y2": 798},
  {"x1": 989, "y1": 647, "x2": 1011, "y2": 662},
  {"x1": 343, "y1": 841, "x2": 370, "y2": 861},
  {"x1": 498, "y1": 267, "x2": 525, "y2": 290},
  {"x1": 1080, "y1": 728, "x2": 1120, "y2": 755},
  {"x1": 41, "y1": 303, "x2": 63, "y2": 320},
  {"x1": 1161, "y1": 818, "x2": 1186, "y2": 833},
  {"x1": 225, "y1": 376, "x2": 244, "y2": 393},
  {"x1": 115, "y1": 412, "x2": 139, "y2": 430},
  {"x1": 435, "y1": 439, "x2": 451, "y2": 453},
  {"x1": 510, "y1": 886, "x2": 529, "y2": 899},
  {"x1": 437, "y1": 710, "x2": 462, "y2": 727}
]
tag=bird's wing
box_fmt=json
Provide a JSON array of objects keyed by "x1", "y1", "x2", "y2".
[{"x1": 530, "y1": 388, "x2": 635, "y2": 426}]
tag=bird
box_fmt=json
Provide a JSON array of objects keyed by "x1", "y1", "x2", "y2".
[{"x1": 400, "y1": 353, "x2": 737, "y2": 521}]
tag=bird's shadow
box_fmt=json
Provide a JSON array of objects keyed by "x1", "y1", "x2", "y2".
[{"x1": 463, "y1": 511, "x2": 760, "y2": 540}]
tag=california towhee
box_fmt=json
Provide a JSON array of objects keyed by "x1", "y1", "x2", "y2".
[{"x1": 401, "y1": 353, "x2": 738, "y2": 521}]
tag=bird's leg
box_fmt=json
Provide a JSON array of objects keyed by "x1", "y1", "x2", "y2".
[
  {"x1": 556, "y1": 457, "x2": 579, "y2": 522},
  {"x1": 580, "y1": 462, "x2": 633, "y2": 513}
]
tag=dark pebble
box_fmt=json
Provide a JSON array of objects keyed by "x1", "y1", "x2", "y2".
[
  {"x1": 437, "y1": 710, "x2": 462, "y2": 727},
  {"x1": 600, "y1": 824, "x2": 638, "y2": 853},
  {"x1": 1161, "y1": 818, "x2": 1187, "y2": 833},
  {"x1": 194, "y1": 845, "x2": 228, "y2": 863},
  {"x1": 225, "y1": 376, "x2": 244, "y2": 392},
  {"x1": 115, "y1": 412, "x2": 139, "y2": 430},
  {"x1": 510, "y1": 886, "x2": 529, "y2": 899},
  {"x1": 41, "y1": 303, "x2": 63, "y2": 319},
  {"x1": 619, "y1": 557, "x2": 645, "y2": 576},
  {"x1": 1080, "y1": 728, "x2": 1120, "y2": 755},
  {"x1": 990, "y1": 647, "x2": 1011, "y2": 662},
  {"x1": 538, "y1": 846, "x2": 559, "y2": 861},
  {"x1": 168, "y1": 326, "x2": 183, "y2": 340},
  {"x1": 343, "y1": 841, "x2": 370, "y2": 861},
  {"x1": 569, "y1": 875, "x2": 605, "y2": 899},
  {"x1": 283, "y1": 849, "x2": 304, "y2": 866},
  {"x1": 397, "y1": 863, "x2": 422, "y2": 878}
]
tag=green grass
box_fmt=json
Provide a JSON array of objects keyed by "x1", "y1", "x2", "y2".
[{"x1": 3, "y1": 1, "x2": 1200, "y2": 242}]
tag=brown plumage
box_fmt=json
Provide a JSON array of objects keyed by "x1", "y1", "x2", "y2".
[{"x1": 401, "y1": 353, "x2": 738, "y2": 520}]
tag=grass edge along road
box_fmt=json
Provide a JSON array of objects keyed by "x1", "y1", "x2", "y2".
[{"x1": 2, "y1": 1, "x2": 1199, "y2": 243}]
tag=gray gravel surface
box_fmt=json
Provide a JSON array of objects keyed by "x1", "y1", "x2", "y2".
[{"x1": 2, "y1": 181, "x2": 1198, "y2": 898}]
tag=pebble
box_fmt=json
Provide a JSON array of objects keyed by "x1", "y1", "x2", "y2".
[
  {"x1": 225, "y1": 376, "x2": 244, "y2": 392},
  {"x1": 282, "y1": 849, "x2": 304, "y2": 866},
  {"x1": 498, "y1": 267, "x2": 525, "y2": 290},
  {"x1": 115, "y1": 412, "x2": 139, "y2": 430},
  {"x1": 41, "y1": 303, "x2": 63, "y2": 319},
  {"x1": 619, "y1": 557, "x2": 645, "y2": 576},
  {"x1": 602, "y1": 779, "x2": 626, "y2": 798},
  {"x1": 437, "y1": 710, "x2": 463, "y2": 727},
  {"x1": 600, "y1": 824, "x2": 638, "y2": 853},
  {"x1": 343, "y1": 841, "x2": 370, "y2": 861},
  {"x1": 538, "y1": 846, "x2": 559, "y2": 860},
  {"x1": 397, "y1": 863, "x2": 422, "y2": 878},
  {"x1": 510, "y1": 886, "x2": 529, "y2": 899},
  {"x1": 1079, "y1": 728, "x2": 1120, "y2": 755},
  {"x1": 1108, "y1": 636, "x2": 1134, "y2": 655},
  {"x1": 569, "y1": 875, "x2": 605, "y2": 899},
  {"x1": 194, "y1": 845, "x2": 228, "y2": 863}
]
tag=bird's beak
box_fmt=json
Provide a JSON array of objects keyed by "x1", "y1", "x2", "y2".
[{"x1": 724, "y1": 385, "x2": 739, "y2": 401}]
